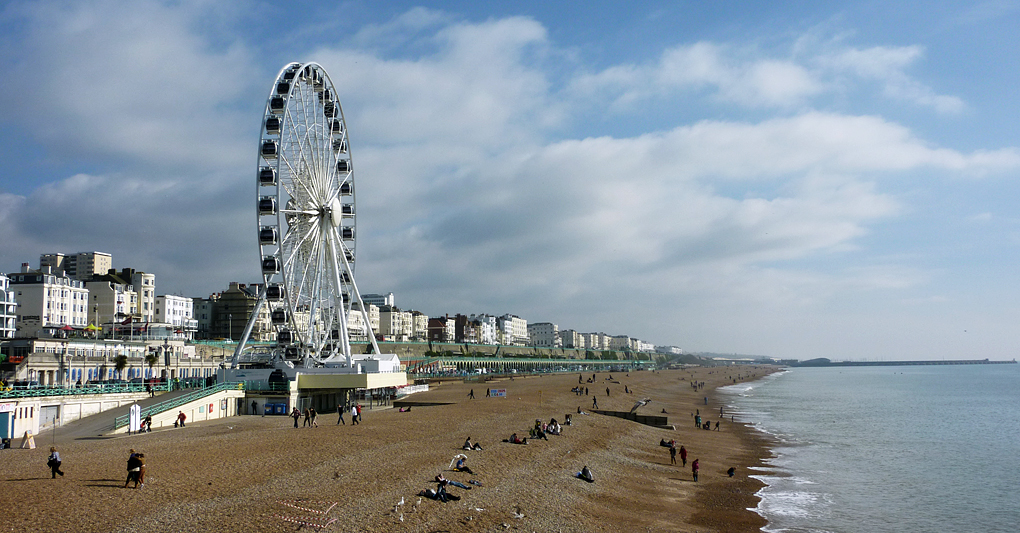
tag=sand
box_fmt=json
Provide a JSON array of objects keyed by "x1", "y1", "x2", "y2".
[{"x1": 1, "y1": 366, "x2": 777, "y2": 532}]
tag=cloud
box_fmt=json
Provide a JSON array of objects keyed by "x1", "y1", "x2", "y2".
[
  {"x1": 1, "y1": 6, "x2": 1018, "y2": 359},
  {"x1": 0, "y1": 0, "x2": 257, "y2": 173},
  {"x1": 814, "y1": 44, "x2": 965, "y2": 113},
  {"x1": 570, "y1": 41, "x2": 823, "y2": 109},
  {"x1": 568, "y1": 35, "x2": 966, "y2": 114}
]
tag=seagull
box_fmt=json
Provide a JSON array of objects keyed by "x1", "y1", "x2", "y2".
[
  {"x1": 397, "y1": 497, "x2": 404, "y2": 506},
  {"x1": 629, "y1": 398, "x2": 652, "y2": 413}
]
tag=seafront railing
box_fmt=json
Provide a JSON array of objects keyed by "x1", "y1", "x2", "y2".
[
  {"x1": 112, "y1": 382, "x2": 244, "y2": 430},
  {"x1": 0, "y1": 382, "x2": 170, "y2": 399}
]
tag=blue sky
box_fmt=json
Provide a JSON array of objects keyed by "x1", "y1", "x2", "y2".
[{"x1": 2, "y1": 1, "x2": 1019, "y2": 360}]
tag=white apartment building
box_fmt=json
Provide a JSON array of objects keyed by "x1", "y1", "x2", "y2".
[
  {"x1": 9, "y1": 266, "x2": 90, "y2": 337},
  {"x1": 609, "y1": 334, "x2": 634, "y2": 351},
  {"x1": 347, "y1": 303, "x2": 379, "y2": 341},
  {"x1": 584, "y1": 332, "x2": 610, "y2": 351},
  {"x1": 559, "y1": 329, "x2": 582, "y2": 349},
  {"x1": 131, "y1": 272, "x2": 156, "y2": 322},
  {"x1": 410, "y1": 311, "x2": 429, "y2": 341},
  {"x1": 361, "y1": 292, "x2": 395, "y2": 308},
  {"x1": 378, "y1": 306, "x2": 413, "y2": 342},
  {"x1": 40, "y1": 251, "x2": 113, "y2": 281},
  {"x1": 154, "y1": 295, "x2": 197, "y2": 338},
  {"x1": 1, "y1": 273, "x2": 16, "y2": 339},
  {"x1": 497, "y1": 314, "x2": 529, "y2": 346},
  {"x1": 528, "y1": 322, "x2": 561, "y2": 348},
  {"x1": 468, "y1": 314, "x2": 498, "y2": 345},
  {"x1": 86, "y1": 280, "x2": 134, "y2": 325}
]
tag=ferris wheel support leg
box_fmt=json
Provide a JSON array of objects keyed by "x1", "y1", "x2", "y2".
[{"x1": 231, "y1": 292, "x2": 267, "y2": 368}]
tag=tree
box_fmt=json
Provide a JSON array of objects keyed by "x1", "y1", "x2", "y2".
[
  {"x1": 114, "y1": 355, "x2": 129, "y2": 379},
  {"x1": 145, "y1": 352, "x2": 159, "y2": 372}
]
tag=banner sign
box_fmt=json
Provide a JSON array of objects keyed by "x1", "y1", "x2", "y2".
[{"x1": 489, "y1": 389, "x2": 506, "y2": 397}]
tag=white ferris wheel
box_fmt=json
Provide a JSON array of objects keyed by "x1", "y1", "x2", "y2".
[{"x1": 234, "y1": 62, "x2": 381, "y2": 368}]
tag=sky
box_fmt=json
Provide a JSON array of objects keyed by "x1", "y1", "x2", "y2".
[{"x1": 2, "y1": 1, "x2": 1019, "y2": 361}]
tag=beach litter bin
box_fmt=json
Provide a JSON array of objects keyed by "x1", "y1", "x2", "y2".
[
  {"x1": 274, "y1": 403, "x2": 286, "y2": 415},
  {"x1": 264, "y1": 403, "x2": 274, "y2": 416}
]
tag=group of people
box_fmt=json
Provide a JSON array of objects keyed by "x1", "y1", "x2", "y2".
[
  {"x1": 125, "y1": 449, "x2": 146, "y2": 488},
  {"x1": 44, "y1": 446, "x2": 152, "y2": 487},
  {"x1": 335, "y1": 403, "x2": 363, "y2": 425}
]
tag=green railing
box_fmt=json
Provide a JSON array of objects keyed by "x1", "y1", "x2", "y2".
[
  {"x1": 113, "y1": 382, "x2": 244, "y2": 430},
  {"x1": 0, "y1": 383, "x2": 169, "y2": 399}
]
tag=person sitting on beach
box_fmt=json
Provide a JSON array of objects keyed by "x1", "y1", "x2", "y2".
[
  {"x1": 507, "y1": 433, "x2": 528, "y2": 445},
  {"x1": 531, "y1": 420, "x2": 549, "y2": 440},
  {"x1": 576, "y1": 465, "x2": 595, "y2": 483},
  {"x1": 453, "y1": 456, "x2": 475, "y2": 475},
  {"x1": 462, "y1": 437, "x2": 483, "y2": 450},
  {"x1": 564, "y1": 414, "x2": 572, "y2": 425}
]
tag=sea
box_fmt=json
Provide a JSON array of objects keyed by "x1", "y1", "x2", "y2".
[{"x1": 719, "y1": 363, "x2": 1020, "y2": 533}]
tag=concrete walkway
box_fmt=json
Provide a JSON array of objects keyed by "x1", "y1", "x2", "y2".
[{"x1": 45, "y1": 389, "x2": 196, "y2": 444}]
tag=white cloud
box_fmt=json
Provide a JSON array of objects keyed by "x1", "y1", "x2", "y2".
[
  {"x1": 0, "y1": 0, "x2": 256, "y2": 173},
  {"x1": 1, "y1": 7, "x2": 1018, "y2": 359}
]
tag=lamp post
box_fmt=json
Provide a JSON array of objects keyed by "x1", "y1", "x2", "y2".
[
  {"x1": 160, "y1": 337, "x2": 169, "y2": 392},
  {"x1": 228, "y1": 313, "x2": 232, "y2": 343}
]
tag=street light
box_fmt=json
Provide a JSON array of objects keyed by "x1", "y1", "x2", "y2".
[{"x1": 228, "y1": 313, "x2": 232, "y2": 342}]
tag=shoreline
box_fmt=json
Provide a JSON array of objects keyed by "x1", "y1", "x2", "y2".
[{"x1": 1, "y1": 366, "x2": 779, "y2": 532}]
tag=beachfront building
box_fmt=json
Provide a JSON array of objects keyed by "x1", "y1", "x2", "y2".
[
  {"x1": 211, "y1": 282, "x2": 274, "y2": 342},
  {"x1": 427, "y1": 316, "x2": 455, "y2": 343},
  {"x1": 9, "y1": 265, "x2": 90, "y2": 337},
  {"x1": 192, "y1": 296, "x2": 217, "y2": 339},
  {"x1": 528, "y1": 322, "x2": 561, "y2": 348},
  {"x1": 583, "y1": 332, "x2": 611, "y2": 351},
  {"x1": 378, "y1": 305, "x2": 413, "y2": 342},
  {"x1": 91, "y1": 268, "x2": 156, "y2": 323},
  {"x1": 609, "y1": 335, "x2": 634, "y2": 351},
  {"x1": 154, "y1": 295, "x2": 197, "y2": 340},
  {"x1": 85, "y1": 279, "x2": 135, "y2": 327},
  {"x1": 656, "y1": 345, "x2": 683, "y2": 355},
  {"x1": 497, "y1": 314, "x2": 529, "y2": 346},
  {"x1": 1, "y1": 273, "x2": 16, "y2": 339},
  {"x1": 560, "y1": 329, "x2": 582, "y2": 349},
  {"x1": 361, "y1": 292, "x2": 395, "y2": 308},
  {"x1": 0, "y1": 336, "x2": 216, "y2": 387},
  {"x1": 39, "y1": 251, "x2": 113, "y2": 281},
  {"x1": 409, "y1": 311, "x2": 429, "y2": 341},
  {"x1": 468, "y1": 314, "x2": 498, "y2": 345}
]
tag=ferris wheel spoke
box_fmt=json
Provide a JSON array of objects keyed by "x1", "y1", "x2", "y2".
[{"x1": 254, "y1": 62, "x2": 359, "y2": 367}]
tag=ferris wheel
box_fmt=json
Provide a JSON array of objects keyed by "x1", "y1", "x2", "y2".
[{"x1": 246, "y1": 61, "x2": 379, "y2": 367}]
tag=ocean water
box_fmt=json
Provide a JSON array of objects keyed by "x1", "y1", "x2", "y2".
[{"x1": 719, "y1": 364, "x2": 1020, "y2": 533}]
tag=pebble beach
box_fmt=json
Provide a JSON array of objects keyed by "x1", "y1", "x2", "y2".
[{"x1": 1, "y1": 366, "x2": 776, "y2": 532}]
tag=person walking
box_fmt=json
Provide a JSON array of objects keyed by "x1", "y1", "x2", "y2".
[
  {"x1": 592, "y1": 396, "x2": 599, "y2": 409},
  {"x1": 252, "y1": 400, "x2": 258, "y2": 415},
  {"x1": 606, "y1": 387, "x2": 610, "y2": 397},
  {"x1": 351, "y1": 404, "x2": 359, "y2": 425},
  {"x1": 47, "y1": 447, "x2": 64, "y2": 478},
  {"x1": 176, "y1": 411, "x2": 186, "y2": 428},
  {"x1": 680, "y1": 445, "x2": 688, "y2": 467},
  {"x1": 692, "y1": 458, "x2": 699, "y2": 482},
  {"x1": 309, "y1": 407, "x2": 318, "y2": 427},
  {"x1": 337, "y1": 403, "x2": 346, "y2": 425},
  {"x1": 291, "y1": 407, "x2": 300, "y2": 428},
  {"x1": 669, "y1": 445, "x2": 677, "y2": 465},
  {"x1": 468, "y1": 389, "x2": 475, "y2": 399},
  {"x1": 356, "y1": 403, "x2": 363, "y2": 423},
  {"x1": 302, "y1": 408, "x2": 310, "y2": 427}
]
